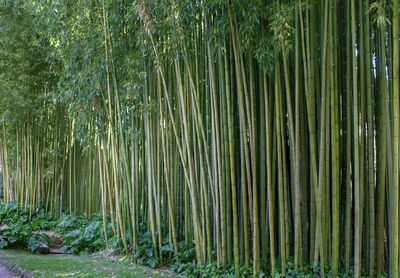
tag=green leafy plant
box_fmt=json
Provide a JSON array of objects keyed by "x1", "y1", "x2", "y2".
[
  {"x1": 62, "y1": 220, "x2": 107, "y2": 255},
  {"x1": 0, "y1": 202, "x2": 113, "y2": 256},
  {"x1": 27, "y1": 234, "x2": 50, "y2": 253},
  {"x1": 174, "y1": 262, "x2": 265, "y2": 278},
  {"x1": 0, "y1": 222, "x2": 32, "y2": 248},
  {"x1": 54, "y1": 214, "x2": 87, "y2": 234},
  {"x1": 132, "y1": 232, "x2": 159, "y2": 268}
]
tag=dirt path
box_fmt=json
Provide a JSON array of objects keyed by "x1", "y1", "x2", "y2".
[{"x1": 0, "y1": 265, "x2": 19, "y2": 278}]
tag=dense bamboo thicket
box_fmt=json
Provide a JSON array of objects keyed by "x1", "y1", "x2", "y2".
[{"x1": 0, "y1": 0, "x2": 399, "y2": 276}]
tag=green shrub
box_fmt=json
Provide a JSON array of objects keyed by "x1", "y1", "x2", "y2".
[
  {"x1": 62, "y1": 220, "x2": 108, "y2": 255},
  {"x1": 0, "y1": 222, "x2": 32, "y2": 248},
  {"x1": 0, "y1": 202, "x2": 112, "y2": 255},
  {"x1": 54, "y1": 214, "x2": 87, "y2": 234},
  {"x1": 132, "y1": 232, "x2": 159, "y2": 268},
  {"x1": 27, "y1": 234, "x2": 50, "y2": 253}
]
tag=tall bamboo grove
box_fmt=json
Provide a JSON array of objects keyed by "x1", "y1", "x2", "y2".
[{"x1": 0, "y1": 0, "x2": 399, "y2": 277}]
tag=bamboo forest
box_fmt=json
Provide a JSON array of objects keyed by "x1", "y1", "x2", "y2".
[{"x1": 0, "y1": 0, "x2": 399, "y2": 277}]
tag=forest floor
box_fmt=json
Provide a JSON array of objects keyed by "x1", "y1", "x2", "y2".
[{"x1": 0, "y1": 249, "x2": 178, "y2": 278}]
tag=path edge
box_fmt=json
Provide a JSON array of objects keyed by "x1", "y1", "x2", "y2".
[{"x1": 0, "y1": 257, "x2": 34, "y2": 278}]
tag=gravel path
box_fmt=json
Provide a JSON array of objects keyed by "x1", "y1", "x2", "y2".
[{"x1": 0, "y1": 265, "x2": 19, "y2": 278}]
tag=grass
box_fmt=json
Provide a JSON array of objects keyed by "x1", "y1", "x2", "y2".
[{"x1": 0, "y1": 249, "x2": 177, "y2": 278}]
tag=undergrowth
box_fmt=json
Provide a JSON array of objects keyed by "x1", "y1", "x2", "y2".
[
  {"x1": 0, "y1": 202, "x2": 116, "y2": 254},
  {"x1": 0, "y1": 201, "x2": 380, "y2": 277}
]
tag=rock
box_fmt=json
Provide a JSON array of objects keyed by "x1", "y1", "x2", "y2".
[
  {"x1": 36, "y1": 243, "x2": 50, "y2": 254},
  {"x1": 49, "y1": 248, "x2": 64, "y2": 254},
  {"x1": 30, "y1": 230, "x2": 65, "y2": 254},
  {"x1": 31, "y1": 231, "x2": 64, "y2": 248}
]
